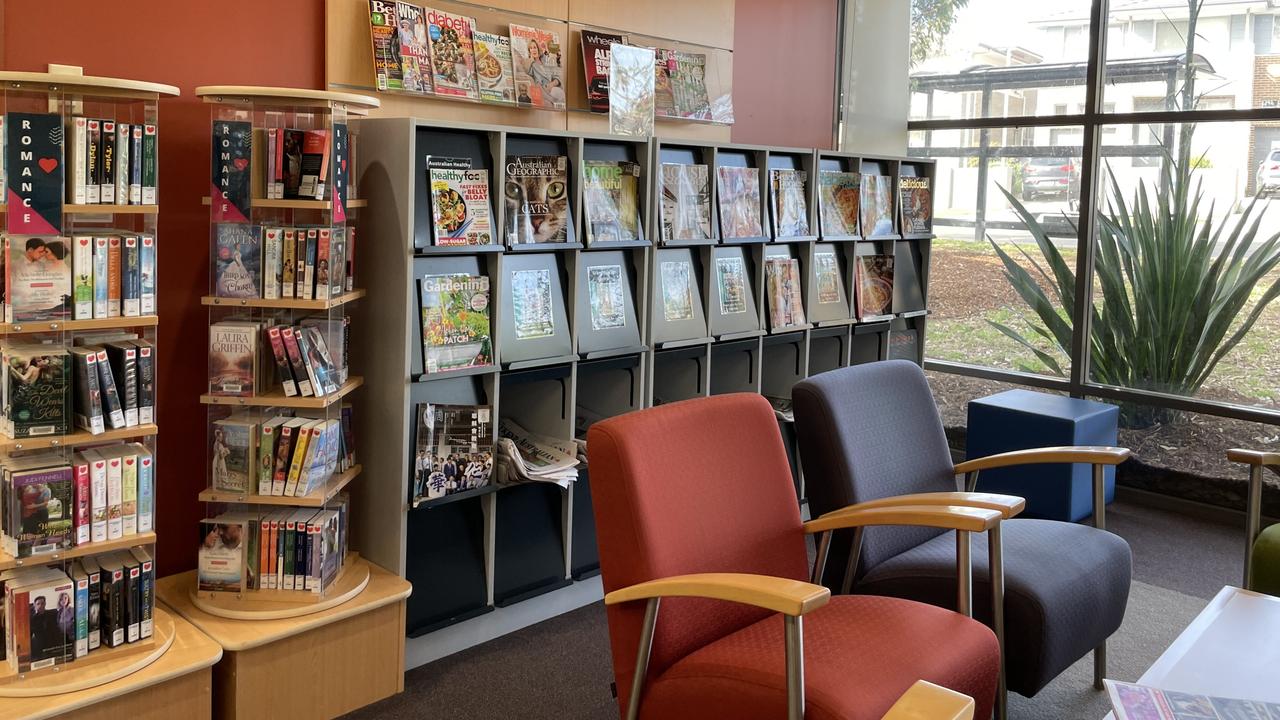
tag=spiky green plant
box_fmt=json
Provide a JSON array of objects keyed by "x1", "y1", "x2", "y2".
[{"x1": 988, "y1": 155, "x2": 1280, "y2": 427}]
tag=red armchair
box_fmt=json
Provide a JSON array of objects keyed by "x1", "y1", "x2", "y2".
[{"x1": 588, "y1": 394, "x2": 1001, "y2": 720}]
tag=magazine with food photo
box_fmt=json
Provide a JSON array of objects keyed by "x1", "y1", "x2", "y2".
[
  {"x1": 426, "y1": 8, "x2": 478, "y2": 99},
  {"x1": 900, "y1": 176, "x2": 932, "y2": 234},
  {"x1": 419, "y1": 274, "x2": 493, "y2": 374},
  {"x1": 510, "y1": 24, "x2": 565, "y2": 109},
  {"x1": 716, "y1": 166, "x2": 764, "y2": 240},
  {"x1": 582, "y1": 160, "x2": 640, "y2": 244},
  {"x1": 413, "y1": 403, "x2": 493, "y2": 503},
  {"x1": 765, "y1": 258, "x2": 806, "y2": 330},
  {"x1": 660, "y1": 163, "x2": 711, "y2": 242},
  {"x1": 660, "y1": 260, "x2": 695, "y2": 322},
  {"x1": 505, "y1": 155, "x2": 570, "y2": 245},
  {"x1": 587, "y1": 265, "x2": 626, "y2": 331},
  {"x1": 395, "y1": 1, "x2": 432, "y2": 93},
  {"x1": 473, "y1": 31, "x2": 515, "y2": 104},
  {"x1": 581, "y1": 30, "x2": 628, "y2": 113},
  {"x1": 861, "y1": 175, "x2": 895, "y2": 237},
  {"x1": 368, "y1": 0, "x2": 404, "y2": 91},
  {"x1": 716, "y1": 256, "x2": 748, "y2": 315},
  {"x1": 771, "y1": 169, "x2": 810, "y2": 238},
  {"x1": 608, "y1": 43, "x2": 655, "y2": 137},
  {"x1": 511, "y1": 268, "x2": 555, "y2": 339},
  {"x1": 818, "y1": 170, "x2": 861, "y2": 237},
  {"x1": 430, "y1": 163, "x2": 492, "y2": 246},
  {"x1": 855, "y1": 254, "x2": 895, "y2": 320}
]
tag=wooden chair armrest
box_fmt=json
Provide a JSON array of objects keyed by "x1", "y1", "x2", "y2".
[
  {"x1": 803, "y1": 505, "x2": 1002, "y2": 535},
  {"x1": 881, "y1": 680, "x2": 975, "y2": 720},
  {"x1": 1227, "y1": 448, "x2": 1280, "y2": 466},
  {"x1": 953, "y1": 446, "x2": 1131, "y2": 475},
  {"x1": 603, "y1": 573, "x2": 830, "y2": 617},
  {"x1": 819, "y1": 492, "x2": 1025, "y2": 519}
]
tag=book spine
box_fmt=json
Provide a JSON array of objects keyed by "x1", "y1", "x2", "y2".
[
  {"x1": 258, "y1": 424, "x2": 276, "y2": 495},
  {"x1": 109, "y1": 345, "x2": 138, "y2": 427},
  {"x1": 74, "y1": 574, "x2": 89, "y2": 658},
  {"x1": 107, "y1": 236, "x2": 122, "y2": 317},
  {"x1": 106, "y1": 568, "x2": 125, "y2": 647},
  {"x1": 142, "y1": 124, "x2": 157, "y2": 205},
  {"x1": 281, "y1": 228, "x2": 296, "y2": 298},
  {"x1": 140, "y1": 234, "x2": 156, "y2": 315},
  {"x1": 77, "y1": 350, "x2": 104, "y2": 434},
  {"x1": 296, "y1": 231, "x2": 310, "y2": 299},
  {"x1": 92, "y1": 237, "x2": 110, "y2": 318},
  {"x1": 86, "y1": 119, "x2": 101, "y2": 203},
  {"x1": 294, "y1": 328, "x2": 325, "y2": 398},
  {"x1": 69, "y1": 117, "x2": 87, "y2": 205},
  {"x1": 106, "y1": 456, "x2": 123, "y2": 540},
  {"x1": 86, "y1": 567, "x2": 101, "y2": 650},
  {"x1": 101, "y1": 120, "x2": 116, "y2": 203},
  {"x1": 271, "y1": 427, "x2": 295, "y2": 496},
  {"x1": 262, "y1": 227, "x2": 280, "y2": 300},
  {"x1": 283, "y1": 429, "x2": 311, "y2": 497},
  {"x1": 331, "y1": 228, "x2": 347, "y2": 298},
  {"x1": 115, "y1": 122, "x2": 130, "y2": 204},
  {"x1": 96, "y1": 349, "x2": 127, "y2": 429},
  {"x1": 121, "y1": 451, "x2": 138, "y2": 535},
  {"x1": 129, "y1": 125, "x2": 143, "y2": 204},
  {"x1": 72, "y1": 235, "x2": 94, "y2": 319},
  {"x1": 122, "y1": 235, "x2": 141, "y2": 317},
  {"x1": 281, "y1": 327, "x2": 313, "y2": 396},
  {"x1": 125, "y1": 563, "x2": 140, "y2": 642},
  {"x1": 74, "y1": 461, "x2": 91, "y2": 545},
  {"x1": 137, "y1": 557, "x2": 153, "y2": 638},
  {"x1": 88, "y1": 457, "x2": 108, "y2": 542},
  {"x1": 269, "y1": 518, "x2": 281, "y2": 588},
  {"x1": 308, "y1": 520, "x2": 322, "y2": 592},
  {"x1": 346, "y1": 227, "x2": 356, "y2": 292},
  {"x1": 341, "y1": 405, "x2": 355, "y2": 468},
  {"x1": 315, "y1": 228, "x2": 331, "y2": 300},
  {"x1": 266, "y1": 128, "x2": 278, "y2": 199},
  {"x1": 136, "y1": 449, "x2": 153, "y2": 533},
  {"x1": 267, "y1": 326, "x2": 297, "y2": 397},
  {"x1": 135, "y1": 343, "x2": 154, "y2": 424}
]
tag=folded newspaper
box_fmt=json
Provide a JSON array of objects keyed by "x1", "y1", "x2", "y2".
[
  {"x1": 495, "y1": 418, "x2": 580, "y2": 488},
  {"x1": 1105, "y1": 680, "x2": 1280, "y2": 720}
]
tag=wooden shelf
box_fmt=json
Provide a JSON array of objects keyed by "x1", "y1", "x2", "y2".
[
  {"x1": 0, "y1": 69, "x2": 179, "y2": 100},
  {"x1": 195, "y1": 85, "x2": 379, "y2": 111},
  {"x1": 0, "y1": 532, "x2": 156, "y2": 573},
  {"x1": 0, "y1": 315, "x2": 158, "y2": 336},
  {"x1": 199, "y1": 464, "x2": 362, "y2": 507},
  {"x1": 0, "y1": 423, "x2": 158, "y2": 453},
  {"x1": 201, "y1": 289, "x2": 365, "y2": 310},
  {"x1": 201, "y1": 196, "x2": 367, "y2": 210},
  {"x1": 200, "y1": 375, "x2": 363, "y2": 408},
  {"x1": 0, "y1": 204, "x2": 158, "y2": 215}
]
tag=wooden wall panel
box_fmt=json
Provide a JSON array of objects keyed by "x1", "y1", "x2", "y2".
[{"x1": 568, "y1": 0, "x2": 735, "y2": 50}]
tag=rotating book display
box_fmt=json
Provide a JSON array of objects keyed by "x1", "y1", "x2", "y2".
[
  {"x1": 175, "y1": 86, "x2": 379, "y2": 620},
  {"x1": 354, "y1": 117, "x2": 936, "y2": 640},
  {"x1": 0, "y1": 66, "x2": 177, "y2": 697}
]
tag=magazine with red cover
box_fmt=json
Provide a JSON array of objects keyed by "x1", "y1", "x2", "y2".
[
  {"x1": 367, "y1": 0, "x2": 404, "y2": 91},
  {"x1": 510, "y1": 24, "x2": 565, "y2": 109},
  {"x1": 426, "y1": 8, "x2": 478, "y2": 99},
  {"x1": 581, "y1": 30, "x2": 628, "y2": 113}
]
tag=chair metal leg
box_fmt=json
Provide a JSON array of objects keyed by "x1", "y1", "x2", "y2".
[
  {"x1": 785, "y1": 615, "x2": 805, "y2": 720},
  {"x1": 1092, "y1": 464, "x2": 1106, "y2": 531},
  {"x1": 1094, "y1": 640, "x2": 1107, "y2": 690},
  {"x1": 841, "y1": 527, "x2": 865, "y2": 595},
  {"x1": 989, "y1": 525, "x2": 1007, "y2": 720},
  {"x1": 956, "y1": 530, "x2": 972, "y2": 617},
  {"x1": 812, "y1": 531, "x2": 832, "y2": 586},
  {"x1": 626, "y1": 598, "x2": 660, "y2": 720},
  {"x1": 1246, "y1": 465, "x2": 1263, "y2": 590}
]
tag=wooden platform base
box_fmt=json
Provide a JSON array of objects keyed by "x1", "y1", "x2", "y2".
[
  {"x1": 0, "y1": 608, "x2": 222, "y2": 720},
  {"x1": 185, "y1": 556, "x2": 370, "y2": 620},
  {"x1": 158, "y1": 560, "x2": 411, "y2": 720}
]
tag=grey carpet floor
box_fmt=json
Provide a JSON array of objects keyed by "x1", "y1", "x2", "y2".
[{"x1": 343, "y1": 501, "x2": 1240, "y2": 719}]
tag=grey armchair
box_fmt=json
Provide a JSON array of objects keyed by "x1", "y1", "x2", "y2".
[{"x1": 792, "y1": 360, "x2": 1132, "y2": 719}]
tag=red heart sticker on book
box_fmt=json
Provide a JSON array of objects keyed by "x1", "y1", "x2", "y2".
[
  {"x1": 233, "y1": 158, "x2": 249, "y2": 170},
  {"x1": 110, "y1": 460, "x2": 119, "y2": 467},
  {"x1": 38, "y1": 157, "x2": 58, "y2": 173},
  {"x1": 79, "y1": 238, "x2": 89, "y2": 246},
  {"x1": 125, "y1": 459, "x2": 134, "y2": 466}
]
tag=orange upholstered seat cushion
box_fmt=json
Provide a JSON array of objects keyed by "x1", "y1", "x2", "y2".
[{"x1": 640, "y1": 595, "x2": 999, "y2": 720}]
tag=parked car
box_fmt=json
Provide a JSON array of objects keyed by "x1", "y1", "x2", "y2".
[
  {"x1": 1256, "y1": 150, "x2": 1280, "y2": 198},
  {"x1": 1022, "y1": 156, "x2": 1079, "y2": 203}
]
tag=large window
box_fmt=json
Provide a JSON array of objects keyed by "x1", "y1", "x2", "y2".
[{"x1": 909, "y1": 0, "x2": 1280, "y2": 478}]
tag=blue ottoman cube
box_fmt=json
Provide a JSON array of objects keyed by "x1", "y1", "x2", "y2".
[{"x1": 966, "y1": 389, "x2": 1119, "y2": 522}]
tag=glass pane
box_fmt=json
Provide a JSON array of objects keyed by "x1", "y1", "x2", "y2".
[
  {"x1": 1092, "y1": 121, "x2": 1280, "y2": 416},
  {"x1": 1104, "y1": 4, "x2": 1272, "y2": 112},
  {"x1": 909, "y1": 126, "x2": 1080, "y2": 376},
  {"x1": 909, "y1": 0, "x2": 1092, "y2": 120}
]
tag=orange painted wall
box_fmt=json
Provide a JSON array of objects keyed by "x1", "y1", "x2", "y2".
[{"x1": 2, "y1": 0, "x2": 838, "y2": 575}]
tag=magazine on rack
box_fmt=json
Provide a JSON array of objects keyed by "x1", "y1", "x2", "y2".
[
  {"x1": 861, "y1": 174, "x2": 895, "y2": 237},
  {"x1": 495, "y1": 418, "x2": 578, "y2": 487},
  {"x1": 473, "y1": 31, "x2": 515, "y2": 103},
  {"x1": 765, "y1": 258, "x2": 806, "y2": 330},
  {"x1": 608, "y1": 43, "x2": 655, "y2": 137},
  {"x1": 429, "y1": 158, "x2": 493, "y2": 246},
  {"x1": 818, "y1": 170, "x2": 861, "y2": 237},
  {"x1": 412, "y1": 403, "x2": 493, "y2": 505},
  {"x1": 771, "y1": 169, "x2": 810, "y2": 238},
  {"x1": 368, "y1": 0, "x2": 405, "y2": 91},
  {"x1": 418, "y1": 273, "x2": 493, "y2": 374},
  {"x1": 395, "y1": 1, "x2": 432, "y2": 93},
  {"x1": 716, "y1": 166, "x2": 763, "y2": 240},
  {"x1": 581, "y1": 30, "x2": 628, "y2": 113},
  {"x1": 900, "y1": 176, "x2": 932, "y2": 234},
  {"x1": 510, "y1": 24, "x2": 565, "y2": 109},
  {"x1": 504, "y1": 155, "x2": 570, "y2": 245},
  {"x1": 582, "y1": 160, "x2": 640, "y2": 244},
  {"x1": 659, "y1": 163, "x2": 711, "y2": 242},
  {"x1": 426, "y1": 8, "x2": 478, "y2": 99}
]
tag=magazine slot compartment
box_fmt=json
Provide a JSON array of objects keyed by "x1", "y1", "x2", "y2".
[
  {"x1": 405, "y1": 493, "x2": 492, "y2": 635},
  {"x1": 887, "y1": 316, "x2": 925, "y2": 365},
  {"x1": 408, "y1": 374, "x2": 498, "y2": 504},
  {"x1": 814, "y1": 151, "x2": 862, "y2": 242},
  {"x1": 712, "y1": 146, "x2": 769, "y2": 245},
  {"x1": 808, "y1": 325, "x2": 851, "y2": 376},
  {"x1": 765, "y1": 148, "x2": 818, "y2": 241},
  {"x1": 502, "y1": 132, "x2": 581, "y2": 249},
  {"x1": 818, "y1": 153, "x2": 856, "y2": 174},
  {"x1": 569, "y1": 468, "x2": 599, "y2": 579},
  {"x1": 859, "y1": 157, "x2": 902, "y2": 240},
  {"x1": 651, "y1": 247, "x2": 710, "y2": 346},
  {"x1": 499, "y1": 363, "x2": 574, "y2": 443},
  {"x1": 412, "y1": 254, "x2": 499, "y2": 381},
  {"x1": 581, "y1": 138, "x2": 651, "y2": 245},
  {"x1": 851, "y1": 240, "x2": 897, "y2": 324},
  {"x1": 708, "y1": 245, "x2": 763, "y2": 339},
  {"x1": 574, "y1": 249, "x2": 645, "y2": 357},
  {"x1": 760, "y1": 244, "x2": 812, "y2": 334},
  {"x1": 415, "y1": 127, "x2": 499, "y2": 251},
  {"x1": 651, "y1": 344, "x2": 709, "y2": 405},
  {"x1": 850, "y1": 328, "x2": 886, "y2": 365},
  {"x1": 805, "y1": 242, "x2": 854, "y2": 326},
  {"x1": 493, "y1": 482, "x2": 570, "y2": 606},
  {"x1": 893, "y1": 240, "x2": 928, "y2": 316},
  {"x1": 497, "y1": 253, "x2": 574, "y2": 368},
  {"x1": 710, "y1": 338, "x2": 762, "y2": 396},
  {"x1": 761, "y1": 331, "x2": 808, "y2": 400},
  {"x1": 656, "y1": 143, "x2": 717, "y2": 246}
]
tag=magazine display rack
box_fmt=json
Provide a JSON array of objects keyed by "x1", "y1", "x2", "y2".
[
  {"x1": 354, "y1": 116, "x2": 937, "y2": 644},
  {"x1": 0, "y1": 65, "x2": 177, "y2": 697},
  {"x1": 186, "y1": 86, "x2": 378, "y2": 620}
]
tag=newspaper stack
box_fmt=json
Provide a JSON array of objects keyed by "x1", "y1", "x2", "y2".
[{"x1": 495, "y1": 418, "x2": 579, "y2": 488}]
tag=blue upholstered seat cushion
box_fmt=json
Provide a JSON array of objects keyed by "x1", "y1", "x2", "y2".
[{"x1": 856, "y1": 518, "x2": 1132, "y2": 698}]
